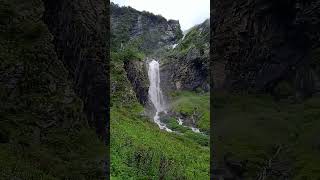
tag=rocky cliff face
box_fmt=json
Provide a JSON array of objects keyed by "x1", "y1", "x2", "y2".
[
  {"x1": 212, "y1": 0, "x2": 320, "y2": 179},
  {"x1": 212, "y1": 0, "x2": 320, "y2": 98},
  {"x1": 42, "y1": 0, "x2": 109, "y2": 140},
  {"x1": 0, "y1": 0, "x2": 108, "y2": 178},
  {"x1": 110, "y1": 2, "x2": 183, "y2": 108},
  {"x1": 124, "y1": 59, "x2": 149, "y2": 105},
  {"x1": 111, "y1": 2, "x2": 183, "y2": 54},
  {"x1": 161, "y1": 19, "x2": 210, "y2": 94}
]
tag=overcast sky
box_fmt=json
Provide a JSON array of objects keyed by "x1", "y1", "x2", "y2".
[{"x1": 111, "y1": 0, "x2": 210, "y2": 31}]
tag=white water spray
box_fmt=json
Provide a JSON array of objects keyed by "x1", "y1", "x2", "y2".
[
  {"x1": 177, "y1": 118, "x2": 203, "y2": 134},
  {"x1": 148, "y1": 59, "x2": 172, "y2": 132},
  {"x1": 147, "y1": 59, "x2": 204, "y2": 134}
]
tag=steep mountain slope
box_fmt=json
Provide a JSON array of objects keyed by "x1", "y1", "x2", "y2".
[
  {"x1": 161, "y1": 19, "x2": 210, "y2": 93},
  {"x1": 110, "y1": 46, "x2": 210, "y2": 180},
  {"x1": 110, "y1": 4, "x2": 210, "y2": 179},
  {"x1": 0, "y1": 0, "x2": 107, "y2": 179},
  {"x1": 212, "y1": 1, "x2": 320, "y2": 179},
  {"x1": 111, "y1": 2, "x2": 183, "y2": 54},
  {"x1": 160, "y1": 19, "x2": 210, "y2": 135},
  {"x1": 212, "y1": 0, "x2": 320, "y2": 98},
  {"x1": 43, "y1": 0, "x2": 109, "y2": 140}
]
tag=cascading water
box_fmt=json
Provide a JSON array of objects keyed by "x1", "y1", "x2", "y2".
[
  {"x1": 148, "y1": 59, "x2": 172, "y2": 132},
  {"x1": 147, "y1": 59, "x2": 203, "y2": 134}
]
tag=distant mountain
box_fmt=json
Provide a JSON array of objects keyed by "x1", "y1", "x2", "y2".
[{"x1": 111, "y1": 2, "x2": 183, "y2": 54}]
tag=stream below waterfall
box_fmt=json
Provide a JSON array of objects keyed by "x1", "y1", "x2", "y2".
[{"x1": 147, "y1": 59, "x2": 203, "y2": 134}]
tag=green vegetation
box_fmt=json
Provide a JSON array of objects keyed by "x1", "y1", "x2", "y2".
[
  {"x1": 110, "y1": 4, "x2": 210, "y2": 179},
  {"x1": 170, "y1": 91, "x2": 210, "y2": 133},
  {"x1": 111, "y1": 47, "x2": 146, "y2": 106},
  {"x1": 0, "y1": 0, "x2": 106, "y2": 179},
  {"x1": 111, "y1": 105, "x2": 209, "y2": 179},
  {"x1": 110, "y1": 29, "x2": 210, "y2": 179},
  {"x1": 173, "y1": 19, "x2": 209, "y2": 56},
  {"x1": 213, "y1": 92, "x2": 320, "y2": 179},
  {"x1": 0, "y1": 127, "x2": 106, "y2": 179},
  {"x1": 161, "y1": 116, "x2": 209, "y2": 147},
  {"x1": 165, "y1": 118, "x2": 190, "y2": 133}
]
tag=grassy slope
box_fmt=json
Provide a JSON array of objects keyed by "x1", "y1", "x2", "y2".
[
  {"x1": 110, "y1": 9, "x2": 210, "y2": 177},
  {"x1": 111, "y1": 49, "x2": 210, "y2": 179},
  {"x1": 213, "y1": 92, "x2": 320, "y2": 179},
  {"x1": 170, "y1": 91, "x2": 210, "y2": 133},
  {"x1": 111, "y1": 105, "x2": 209, "y2": 179}
]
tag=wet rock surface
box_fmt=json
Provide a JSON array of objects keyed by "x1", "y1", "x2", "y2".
[
  {"x1": 212, "y1": 0, "x2": 320, "y2": 98},
  {"x1": 42, "y1": 0, "x2": 109, "y2": 140},
  {"x1": 0, "y1": 0, "x2": 108, "y2": 178},
  {"x1": 124, "y1": 59, "x2": 149, "y2": 105}
]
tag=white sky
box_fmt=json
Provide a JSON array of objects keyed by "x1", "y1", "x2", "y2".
[{"x1": 111, "y1": 0, "x2": 210, "y2": 31}]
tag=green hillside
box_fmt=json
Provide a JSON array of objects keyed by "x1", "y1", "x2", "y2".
[{"x1": 110, "y1": 46, "x2": 210, "y2": 179}]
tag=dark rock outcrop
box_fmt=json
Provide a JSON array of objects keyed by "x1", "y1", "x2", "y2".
[
  {"x1": 110, "y1": 2, "x2": 183, "y2": 109},
  {"x1": 212, "y1": 0, "x2": 320, "y2": 98},
  {"x1": 42, "y1": 0, "x2": 109, "y2": 140},
  {"x1": 0, "y1": 0, "x2": 108, "y2": 178},
  {"x1": 124, "y1": 59, "x2": 149, "y2": 105},
  {"x1": 161, "y1": 49, "x2": 209, "y2": 92},
  {"x1": 161, "y1": 19, "x2": 210, "y2": 94},
  {"x1": 111, "y1": 2, "x2": 183, "y2": 54},
  {"x1": 211, "y1": 0, "x2": 320, "y2": 178}
]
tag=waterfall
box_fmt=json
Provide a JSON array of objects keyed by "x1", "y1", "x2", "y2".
[
  {"x1": 147, "y1": 59, "x2": 203, "y2": 134},
  {"x1": 148, "y1": 59, "x2": 172, "y2": 132}
]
